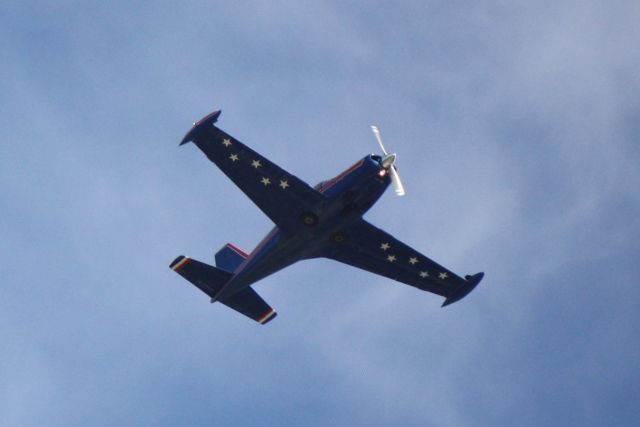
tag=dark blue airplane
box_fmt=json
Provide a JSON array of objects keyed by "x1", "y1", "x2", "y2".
[{"x1": 170, "y1": 110, "x2": 484, "y2": 324}]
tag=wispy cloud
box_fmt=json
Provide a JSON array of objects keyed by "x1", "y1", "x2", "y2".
[{"x1": 1, "y1": 1, "x2": 638, "y2": 426}]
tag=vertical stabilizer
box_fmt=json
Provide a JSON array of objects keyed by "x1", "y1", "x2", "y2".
[{"x1": 214, "y1": 243, "x2": 248, "y2": 272}]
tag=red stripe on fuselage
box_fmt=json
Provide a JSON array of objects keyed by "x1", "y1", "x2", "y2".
[{"x1": 319, "y1": 159, "x2": 365, "y2": 194}]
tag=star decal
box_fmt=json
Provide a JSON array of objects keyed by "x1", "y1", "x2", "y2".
[
  {"x1": 229, "y1": 153, "x2": 239, "y2": 162},
  {"x1": 409, "y1": 257, "x2": 418, "y2": 265},
  {"x1": 438, "y1": 272, "x2": 448, "y2": 280},
  {"x1": 261, "y1": 177, "x2": 271, "y2": 186},
  {"x1": 387, "y1": 254, "x2": 397, "y2": 262},
  {"x1": 222, "y1": 138, "x2": 232, "y2": 147},
  {"x1": 419, "y1": 271, "x2": 430, "y2": 278},
  {"x1": 251, "y1": 159, "x2": 262, "y2": 168},
  {"x1": 279, "y1": 180, "x2": 290, "y2": 189},
  {"x1": 380, "y1": 243, "x2": 390, "y2": 251}
]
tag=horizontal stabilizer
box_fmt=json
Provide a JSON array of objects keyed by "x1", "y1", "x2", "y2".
[
  {"x1": 442, "y1": 272, "x2": 484, "y2": 307},
  {"x1": 170, "y1": 255, "x2": 231, "y2": 298},
  {"x1": 170, "y1": 255, "x2": 276, "y2": 324},
  {"x1": 220, "y1": 286, "x2": 277, "y2": 324}
]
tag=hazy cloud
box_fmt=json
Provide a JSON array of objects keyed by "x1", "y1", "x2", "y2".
[{"x1": 1, "y1": 1, "x2": 638, "y2": 426}]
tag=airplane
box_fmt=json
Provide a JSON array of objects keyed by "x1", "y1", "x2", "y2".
[{"x1": 170, "y1": 110, "x2": 484, "y2": 324}]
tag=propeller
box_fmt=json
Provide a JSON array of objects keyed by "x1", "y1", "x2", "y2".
[{"x1": 371, "y1": 126, "x2": 406, "y2": 196}]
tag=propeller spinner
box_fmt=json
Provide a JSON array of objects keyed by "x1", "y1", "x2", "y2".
[{"x1": 371, "y1": 126, "x2": 406, "y2": 196}]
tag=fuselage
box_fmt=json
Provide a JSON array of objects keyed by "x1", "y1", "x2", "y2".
[{"x1": 213, "y1": 154, "x2": 391, "y2": 300}]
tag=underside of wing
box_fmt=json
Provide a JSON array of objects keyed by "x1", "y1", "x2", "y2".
[
  {"x1": 180, "y1": 110, "x2": 326, "y2": 232},
  {"x1": 321, "y1": 220, "x2": 483, "y2": 306}
]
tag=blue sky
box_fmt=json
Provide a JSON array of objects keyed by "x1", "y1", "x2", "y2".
[{"x1": 2, "y1": 1, "x2": 639, "y2": 426}]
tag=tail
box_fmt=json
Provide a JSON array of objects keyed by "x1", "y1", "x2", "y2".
[{"x1": 170, "y1": 255, "x2": 277, "y2": 324}]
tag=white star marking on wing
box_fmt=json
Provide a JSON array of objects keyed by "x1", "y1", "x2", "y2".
[
  {"x1": 409, "y1": 257, "x2": 418, "y2": 265},
  {"x1": 387, "y1": 254, "x2": 397, "y2": 262},
  {"x1": 261, "y1": 177, "x2": 271, "y2": 186},
  {"x1": 438, "y1": 272, "x2": 448, "y2": 280},
  {"x1": 380, "y1": 243, "x2": 390, "y2": 251},
  {"x1": 222, "y1": 138, "x2": 232, "y2": 147},
  {"x1": 279, "y1": 180, "x2": 290, "y2": 189},
  {"x1": 420, "y1": 271, "x2": 429, "y2": 278},
  {"x1": 251, "y1": 160, "x2": 262, "y2": 168},
  {"x1": 229, "y1": 154, "x2": 239, "y2": 162}
]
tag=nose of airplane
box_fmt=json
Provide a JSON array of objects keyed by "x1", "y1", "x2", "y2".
[{"x1": 381, "y1": 153, "x2": 396, "y2": 169}]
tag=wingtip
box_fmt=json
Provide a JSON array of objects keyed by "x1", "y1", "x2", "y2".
[
  {"x1": 169, "y1": 255, "x2": 192, "y2": 272},
  {"x1": 180, "y1": 109, "x2": 222, "y2": 145},
  {"x1": 258, "y1": 308, "x2": 277, "y2": 325},
  {"x1": 441, "y1": 272, "x2": 484, "y2": 307}
]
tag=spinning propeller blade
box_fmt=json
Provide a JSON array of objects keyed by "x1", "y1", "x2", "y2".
[
  {"x1": 370, "y1": 125, "x2": 405, "y2": 196},
  {"x1": 370, "y1": 126, "x2": 388, "y2": 155},
  {"x1": 389, "y1": 164, "x2": 405, "y2": 196}
]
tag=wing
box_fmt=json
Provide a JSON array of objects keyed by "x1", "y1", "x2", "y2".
[
  {"x1": 322, "y1": 220, "x2": 483, "y2": 306},
  {"x1": 180, "y1": 110, "x2": 325, "y2": 232}
]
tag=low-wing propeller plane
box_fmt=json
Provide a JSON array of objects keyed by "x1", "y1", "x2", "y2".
[{"x1": 170, "y1": 110, "x2": 484, "y2": 324}]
